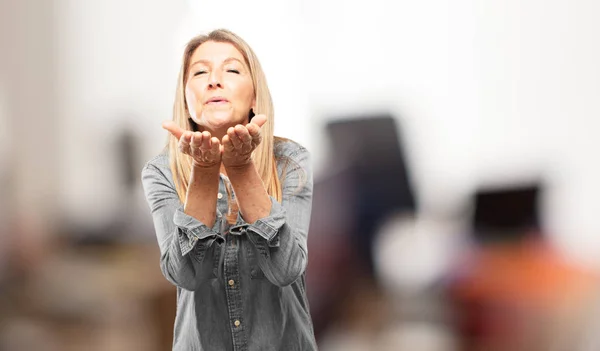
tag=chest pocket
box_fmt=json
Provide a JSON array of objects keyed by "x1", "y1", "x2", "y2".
[{"x1": 245, "y1": 240, "x2": 266, "y2": 279}]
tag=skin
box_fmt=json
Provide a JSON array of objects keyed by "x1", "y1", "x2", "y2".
[{"x1": 162, "y1": 41, "x2": 271, "y2": 226}]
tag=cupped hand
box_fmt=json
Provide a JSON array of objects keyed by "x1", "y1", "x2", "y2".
[
  {"x1": 162, "y1": 121, "x2": 222, "y2": 168},
  {"x1": 221, "y1": 114, "x2": 267, "y2": 168}
]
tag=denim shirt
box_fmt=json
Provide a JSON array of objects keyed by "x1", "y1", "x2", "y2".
[{"x1": 141, "y1": 139, "x2": 317, "y2": 351}]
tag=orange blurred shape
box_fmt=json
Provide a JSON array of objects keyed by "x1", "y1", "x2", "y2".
[{"x1": 451, "y1": 237, "x2": 599, "y2": 306}]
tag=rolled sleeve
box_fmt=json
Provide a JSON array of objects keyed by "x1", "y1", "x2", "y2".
[
  {"x1": 173, "y1": 205, "x2": 224, "y2": 256},
  {"x1": 231, "y1": 197, "x2": 285, "y2": 248}
]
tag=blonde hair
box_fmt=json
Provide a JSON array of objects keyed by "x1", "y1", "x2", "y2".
[{"x1": 168, "y1": 29, "x2": 283, "y2": 215}]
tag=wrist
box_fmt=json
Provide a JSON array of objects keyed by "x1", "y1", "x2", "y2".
[
  {"x1": 224, "y1": 160, "x2": 255, "y2": 175},
  {"x1": 192, "y1": 161, "x2": 221, "y2": 172}
]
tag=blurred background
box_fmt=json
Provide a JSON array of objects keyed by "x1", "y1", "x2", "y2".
[{"x1": 1, "y1": 0, "x2": 600, "y2": 350}]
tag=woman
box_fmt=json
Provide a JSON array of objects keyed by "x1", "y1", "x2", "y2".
[{"x1": 141, "y1": 29, "x2": 317, "y2": 351}]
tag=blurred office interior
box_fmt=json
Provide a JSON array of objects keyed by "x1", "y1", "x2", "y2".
[{"x1": 1, "y1": 0, "x2": 600, "y2": 350}]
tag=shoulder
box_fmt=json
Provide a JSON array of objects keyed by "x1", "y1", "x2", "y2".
[
  {"x1": 141, "y1": 148, "x2": 173, "y2": 182},
  {"x1": 273, "y1": 138, "x2": 312, "y2": 182},
  {"x1": 274, "y1": 137, "x2": 309, "y2": 161}
]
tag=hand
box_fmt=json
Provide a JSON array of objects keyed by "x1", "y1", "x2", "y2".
[
  {"x1": 162, "y1": 121, "x2": 222, "y2": 168},
  {"x1": 221, "y1": 114, "x2": 267, "y2": 169}
]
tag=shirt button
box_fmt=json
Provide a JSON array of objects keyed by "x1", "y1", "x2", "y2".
[
  {"x1": 228, "y1": 279, "x2": 235, "y2": 287},
  {"x1": 217, "y1": 193, "x2": 223, "y2": 199},
  {"x1": 234, "y1": 320, "x2": 241, "y2": 327}
]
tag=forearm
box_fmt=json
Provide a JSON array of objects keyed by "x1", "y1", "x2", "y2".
[
  {"x1": 142, "y1": 163, "x2": 222, "y2": 291},
  {"x1": 240, "y1": 148, "x2": 313, "y2": 286},
  {"x1": 225, "y1": 161, "x2": 271, "y2": 223},
  {"x1": 184, "y1": 164, "x2": 221, "y2": 227}
]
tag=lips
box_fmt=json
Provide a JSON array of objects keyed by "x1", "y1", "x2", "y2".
[{"x1": 206, "y1": 97, "x2": 229, "y2": 104}]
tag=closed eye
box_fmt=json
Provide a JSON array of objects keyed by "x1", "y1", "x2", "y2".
[
  {"x1": 227, "y1": 69, "x2": 240, "y2": 74},
  {"x1": 194, "y1": 70, "x2": 207, "y2": 76}
]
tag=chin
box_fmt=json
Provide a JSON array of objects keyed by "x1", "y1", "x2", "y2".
[
  {"x1": 200, "y1": 111, "x2": 248, "y2": 129},
  {"x1": 198, "y1": 111, "x2": 240, "y2": 130}
]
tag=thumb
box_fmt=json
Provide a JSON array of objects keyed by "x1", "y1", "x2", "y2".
[
  {"x1": 250, "y1": 114, "x2": 267, "y2": 128},
  {"x1": 162, "y1": 121, "x2": 185, "y2": 140}
]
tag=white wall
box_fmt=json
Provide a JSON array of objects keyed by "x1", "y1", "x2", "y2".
[{"x1": 56, "y1": 0, "x2": 188, "y2": 227}]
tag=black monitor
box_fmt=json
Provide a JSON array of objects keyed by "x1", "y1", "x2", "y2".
[
  {"x1": 325, "y1": 114, "x2": 416, "y2": 214},
  {"x1": 472, "y1": 183, "x2": 542, "y2": 243}
]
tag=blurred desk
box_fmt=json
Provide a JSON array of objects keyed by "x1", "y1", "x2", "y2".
[{"x1": 1, "y1": 243, "x2": 176, "y2": 351}]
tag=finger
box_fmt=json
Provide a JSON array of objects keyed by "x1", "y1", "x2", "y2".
[
  {"x1": 182, "y1": 131, "x2": 193, "y2": 143},
  {"x1": 246, "y1": 121, "x2": 263, "y2": 146},
  {"x1": 250, "y1": 114, "x2": 267, "y2": 128},
  {"x1": 246, "y1": 122, "x2": 262, "y2": 139},
  {"x1": 179, "y1": 131, "x2": 192, "y2": 154},
  {"x1": 234, "y1": 124, "x2": 252, "y2": 144},
  {"x1": 222, "y1": 134, "x2": 235, "y2": 152},
  {"x1": 162, "y1": 121, "x2": 185, "y2": 140},
  {"x1": 190, "y1": 132, "x2": 203, "y2": 149},
  {"x1": 201, "y1": 131, "x2": 212, "y2": 150},
  {"x1": 227, "y1": 127, "x2": 244, "y2": 150},
  {"x1": 250, "y1": 130, "x2": 262, "y2": 147},
  {"x1": 209, "y1": 137, "x2": 221, "y2": 156}
]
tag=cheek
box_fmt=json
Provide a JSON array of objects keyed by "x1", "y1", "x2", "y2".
[
  {"x1": 240, "y1": 81, "x2": 255, "y2": 105},
  {"x1": 184, "y1": 85, "x2": 201, "y2": 117},
  {"x1": 185, "y1": 85, "x2": 200, "y2": 105},
  {"x1": 185, "y1": 84, "x2": 196, "y2": 102}
]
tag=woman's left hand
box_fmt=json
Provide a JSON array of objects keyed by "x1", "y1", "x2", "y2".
[{"x1": 221, "y1": 114, "x2": 267, "y2": 169}]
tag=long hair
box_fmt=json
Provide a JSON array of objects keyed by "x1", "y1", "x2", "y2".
[{"x1": 168, "y1": 29, "x2": 283, "y2": 212}]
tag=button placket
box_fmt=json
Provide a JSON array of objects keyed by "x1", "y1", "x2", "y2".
[{"x1": 223, "y1": 235, "x2": 246, "y2": 346}]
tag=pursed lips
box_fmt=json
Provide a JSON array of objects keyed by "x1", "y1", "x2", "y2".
[{"x1": 206, "y1": 97, "x2": 229, "y2": 105}]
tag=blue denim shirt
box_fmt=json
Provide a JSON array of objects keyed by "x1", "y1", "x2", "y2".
[{"x1": 141, "y1": 139, "x2": 317, "y2": 351}]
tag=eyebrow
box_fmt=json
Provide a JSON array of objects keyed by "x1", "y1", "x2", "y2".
[{"x1": 190, "y1": 57, "x2": 244, "y2": 68}]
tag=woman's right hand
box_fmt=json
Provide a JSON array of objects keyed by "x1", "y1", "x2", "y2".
[{"x1": 162, "y1": 121, "x2": 222, "y2": 168}]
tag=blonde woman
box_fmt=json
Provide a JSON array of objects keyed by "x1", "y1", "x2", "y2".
[{"x1": 141, "y1": 29, "x2": 317, "y2": 351}]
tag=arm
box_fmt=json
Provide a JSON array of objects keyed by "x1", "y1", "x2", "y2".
[
  {"x1": 141, "y1": 162, "x2": 223, "y2": 291},
  {"x1": 229, "y1": 147, "x2": 313, "y2": 287},
  {"x1": 225, "y1": 161, "x2": 271, "y2": 223},
  {"x1": 185, "y1": 163, "x2": 221, "y2": 227}
]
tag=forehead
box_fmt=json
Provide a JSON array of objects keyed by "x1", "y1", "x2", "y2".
[{"x1": 190, "y1": 41, "x2": 245, "y2": 65}]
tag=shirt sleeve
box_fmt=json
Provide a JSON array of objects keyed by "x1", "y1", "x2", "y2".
[
  {"x1": 141, "y1": 162, "x2": 224, "y2": 291},
  {"x1": 230, "y1": 146, "x2": 313, "y2": 287}
]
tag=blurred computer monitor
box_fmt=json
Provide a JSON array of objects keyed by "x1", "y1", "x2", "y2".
[
  {"x1": 472, "y1": 183, "x2": 542, "y2": 243},
  {"x1": 325, "y1": 114, "x2": 416, "y2": 214}
]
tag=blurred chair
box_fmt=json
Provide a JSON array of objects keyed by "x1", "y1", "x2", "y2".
[
  {"x1": 322, "y1": 114, "x2": 417, "y2": 275},
  {"x1": 307, "y1": 113, "x2": 417, "y2": 342}
]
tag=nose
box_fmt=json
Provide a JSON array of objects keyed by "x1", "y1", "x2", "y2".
[{"x1": 208, "y1": 71, "x2": 222, "y2": 89}]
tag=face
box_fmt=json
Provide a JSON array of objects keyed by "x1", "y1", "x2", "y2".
[{"x1": 185, "y1": 41, "x2": 255, "y2": 132}]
